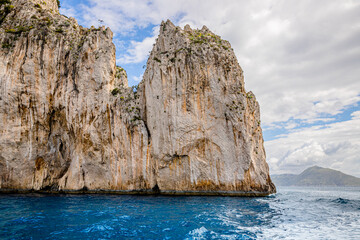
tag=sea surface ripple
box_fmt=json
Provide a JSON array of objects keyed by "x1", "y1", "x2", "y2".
[{"x1": 0, "y1": 187, "x2": 359, "y2": 239}]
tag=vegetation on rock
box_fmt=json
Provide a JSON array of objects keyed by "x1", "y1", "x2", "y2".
[{"x1": 0, "y1": 2, "x2": 274, "y2": 195}]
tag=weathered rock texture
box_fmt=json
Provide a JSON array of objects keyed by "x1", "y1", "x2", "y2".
[{"x1": 0, "y1": 0, "x2": 275, "y2": 195}]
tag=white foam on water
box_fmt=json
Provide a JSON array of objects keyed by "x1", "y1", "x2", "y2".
[{"x1": 185, "y1": 226, "x2": 209, "y2": 240}]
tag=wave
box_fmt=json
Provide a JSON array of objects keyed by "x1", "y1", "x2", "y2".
[
  {"x1": 332, "y1": 197, "x2": 350, "y2": 204},
  {"x1": 315, "y1": 197, "x2": 360, "y2": 211},
  {"x1": 186, "y1": 226, "x2": 209, "y2": 239}
]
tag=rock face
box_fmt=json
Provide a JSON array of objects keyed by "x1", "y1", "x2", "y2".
[
  {"x1": 141, "y1": 21, "x2": 275, "y2": 194},
  {"x1": 0, "y1": 0, "x2": 275, "y2": 195}
]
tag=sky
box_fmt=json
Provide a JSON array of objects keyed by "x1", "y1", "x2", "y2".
[{"x1": 59, "y1": 0, "x2": 360, "y2": 177}]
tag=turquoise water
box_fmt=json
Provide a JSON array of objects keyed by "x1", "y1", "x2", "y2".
[{"x1": 0, "y1": 187, "x2": 359, "y2": 239}]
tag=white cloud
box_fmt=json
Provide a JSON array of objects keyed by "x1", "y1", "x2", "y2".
[
  {"x1": 72, "y1": 0, "x2": 360, "y2": 124},
  {"x1": 304, "y1": 117, "x2": 336, "y2": 124},
  {"x1": 117, "y1": 37, "x2": 154, "y2": 64},
  {"x1": 260, "y1": 88, "x2": 360, "y2": 126},
  {"x1": 76, "y1": 0, "x2": 186, "y2": 34},
  {"x1": 117, "y1": 26, "x2": 159, "y2": 64},
  {"x1": 351, "y1": 111, "x2": 360, "y2": 119},
  {"x1": 59, "y1": 6, "x2": 77, "y2": 18},
  {"x1": 62, "y1": 0, "x2": 360, "y2": 176},
  {"x1": 133, "y1": 74, "x2": 143, "y2": 83},
  {"x1": 266, "y1": 112, "x2": 360, "y2": 177}
]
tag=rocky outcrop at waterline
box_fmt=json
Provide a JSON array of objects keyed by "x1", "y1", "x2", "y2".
[{"x1": 0, "y1": 0, "x2": 275, "y2": 196}]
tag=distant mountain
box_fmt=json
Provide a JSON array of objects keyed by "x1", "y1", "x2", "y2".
[{"x1": 272, "y1": 166, "x2": 360, "y2": 186}]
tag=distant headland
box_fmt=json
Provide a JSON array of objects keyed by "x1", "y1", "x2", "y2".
[{"x1": 272, "y1": 166, "x2": 360, "y2": 187}]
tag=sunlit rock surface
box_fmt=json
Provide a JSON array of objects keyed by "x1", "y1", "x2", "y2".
[{"x1": 0, "y1": 0, "x2": 275, "y2": 195}]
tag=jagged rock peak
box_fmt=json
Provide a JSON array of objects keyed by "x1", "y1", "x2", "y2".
[
  {"x1": 0, "y1": 0, "x2": 120, "y2": 191},
  {"x1": 115, "y1": 65, "x2": 128, "y2": 88},
  {"x1": 12, "y1": 0, "x2": 59, "y2": 13},
  {"x1": 160, "y1": 19, "x2": 176, "y2": 30},
  {"x1": 142, "y1": 20, "x2": 275, "y2": 194},
  {"x1": 160, "y1": 20, "x2": 224, "y2": 43},
  {"x1": 150, "y1": 19, "x2": 243, "y2": 89},
  {"x1": 0, "y1": 6, "x2": 275, "y2": 195},
  {"x1": 184, "y1": 24, "x2": 192, "y2": 32}
]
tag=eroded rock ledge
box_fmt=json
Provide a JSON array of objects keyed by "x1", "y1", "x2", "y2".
[{"x1": 0, "y1": 0, "x2": 275, "y2": 196}]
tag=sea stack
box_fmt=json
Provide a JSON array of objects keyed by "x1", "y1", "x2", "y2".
[{"x1": 0, "y1": 0, "x2": 275, "y2": 195}]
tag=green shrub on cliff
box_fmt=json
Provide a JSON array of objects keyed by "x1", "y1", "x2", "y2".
[
  {"x1": 111, "y1": 88, "x2": 121, "y2": 96},
  {"x1": 1, "y1": 42, "x2": 12, "y2": 49},
  {"x1": 153, "y1": 57, "x2": 161, "y2": 63},
  {"x1": 55, "y1": 28, "x2": 63, "y2": 33},
  {"x1": 5, "y1": 26, "x2": 33, "y2": 34},
  {"x1": 0, "y1": 0, "x2": 11, "y2": 6},
  {"x1": 0, "y1": 0, "x2": 13, "y2": 21},
  {"x1": 5, "y1": 28, "x2": 16, "y2": 33}
]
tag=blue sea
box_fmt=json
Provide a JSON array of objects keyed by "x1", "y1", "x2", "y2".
[{"x1": 0, "y1": 187, "x2": 359, "y2": 239}]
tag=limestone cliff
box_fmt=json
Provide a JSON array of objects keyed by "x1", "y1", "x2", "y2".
[{"x1": 0, "y1": 0, "x2": 275, "y2": 195}]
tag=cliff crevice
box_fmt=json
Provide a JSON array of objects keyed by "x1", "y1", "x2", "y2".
[{"x1": 0, "y1": 1, "x2": 275, "y2": 195}]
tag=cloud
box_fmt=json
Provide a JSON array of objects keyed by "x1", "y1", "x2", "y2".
[
  {"x1": 117, "y1": 26, "x2": 159, "y2": 64},
  {"x1": 304, "y1": 118, "x2": 336, "y2": 124},
  {"x1": 61, "y1": 0, "x2": 360, "y2": 176},
  {"x1": 266, "y1": 111, "x2": 360, "y2": 177},
  {"x1": 73, "y1": 0, "x2": 185, "y2": 34},
  {"x1": 58, "y1": 5, "x2": 77, "y2": 18},
  {"x1": 117, "y1": 36, "x2": 154, "y2": 64},
  {"x1": 133, "y1": 74, "x2": 143, "y2": 83},
  {"x1": 351, "y1": 111, "x2": 360, "y2": 119},
  {"x1": 68, "y1": 0, "x2": 360, "y2": 124},
  {"x1": 260, "y1": 88, "x2": 360, "y2": 127}
]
